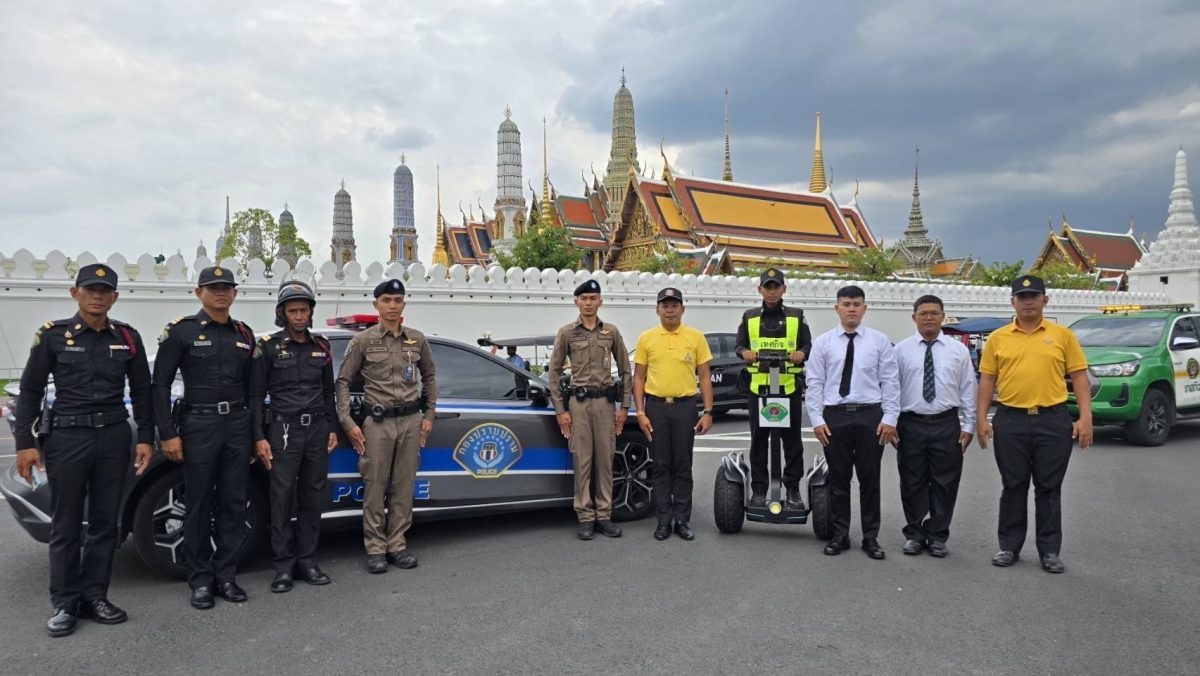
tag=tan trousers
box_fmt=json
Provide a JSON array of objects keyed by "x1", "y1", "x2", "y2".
[
  {"x1": 359, "y1": 413, "x2": 422, "y2": 555},
  {"x1": 569, "y1": 397, "x2": 617, "y2": 522}
]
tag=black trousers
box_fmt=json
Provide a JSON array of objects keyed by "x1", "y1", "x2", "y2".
[
  {"x1": 645, "y1": 398, "x2": 698, "y2": 526},
  {"x1": 993, "y1": 406, "x2": 1074, "y2": 556},
  {"x1": 42, "y1": 423, "x2": 131, "y2": 609},
  {"x1": 266, "y1": 420, "x2": 329, "y2": 573},
  {"x1": 180, "y1": 408, "x2": 252, "y2": 589},
  {"x1": 823, "y1": 406, "x2": 885, "y2": 539},
  {"x1": 748, "y1": 392, "x2": 805, "y2": 495},
  {"x1": 896, "y1": 412, "x2": 963, "y2": 543}
]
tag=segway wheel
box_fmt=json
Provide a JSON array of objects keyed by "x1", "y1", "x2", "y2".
[
  {"x1": 809, "y1": 483, "x2": 833, "y2": 541},
  {"x1": 713, "y1": 467, "x2": 745, "y2": 534}
]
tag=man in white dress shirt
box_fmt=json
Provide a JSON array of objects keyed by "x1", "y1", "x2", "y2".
[
  {"x1": 893, "y1": 295, "x2": 977, "y2": 558},
  {"x1": 806, "y1": 286, "x2": 900, "y2": 559}
]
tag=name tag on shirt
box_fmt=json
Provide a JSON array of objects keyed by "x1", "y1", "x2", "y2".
[
  {"x1": 235, "y1": 342, "x2": 251, "y2": 350},
  {"x1": 193, "y1": 340, "x2": 212, "y2": 346},
  {"x1": 366, "y1": 346, "x2": 388, "y2": 353},
  {"x1": 311, "y1": 351, "x2": 324, "y2": 357},
  {"x1": 64, "y1": 346, "x2": 86, "y2": 352},
  {"x1": 109, "y1": 344, "x2": 130, "y2": 351}
]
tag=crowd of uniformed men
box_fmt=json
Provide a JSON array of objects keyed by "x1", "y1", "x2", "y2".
[{"x1": 13, "y1": 263, "x2": 1093, "y2": 637}]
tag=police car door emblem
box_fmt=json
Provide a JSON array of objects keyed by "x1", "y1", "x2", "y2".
[{"x1": 453, "y1": 423, "x2": 523, "y2": 479}]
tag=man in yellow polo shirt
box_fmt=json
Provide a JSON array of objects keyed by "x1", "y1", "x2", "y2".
[
  {"x1": 633, "y1": 288, "x2": 715, "y2": 541},
  {"x1": 976, "y1": 274, "x2": 1093, "y2": 574}
]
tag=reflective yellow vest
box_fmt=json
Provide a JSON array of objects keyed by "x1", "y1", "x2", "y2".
[{"x1": 747, "y1": 315, "x2": 804, "y2": 395}]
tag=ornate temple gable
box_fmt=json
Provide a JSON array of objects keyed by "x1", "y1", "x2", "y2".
[{"x1": 1034, "y1": 220, "x2": 1143, "y2": 276}]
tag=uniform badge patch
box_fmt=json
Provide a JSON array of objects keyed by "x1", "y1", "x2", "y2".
[
  {"x1": 403, "y1": 339, "x2": 417, "y2": 345},
  {"x1": 453, "y1": 423, "x2": 524, "y2": 479}
]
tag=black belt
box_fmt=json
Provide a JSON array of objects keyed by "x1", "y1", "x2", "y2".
[
  {"x1": 645, "y1": 394, "x2": 696, "y2": 405},
  {"x1": 571, "y1": 386, "x2": 614, "y2": 400},
  {"x1": 900, "y1": 407, "x2": 959, "y2": 421},
  {"x1": 826, "y1": 402, "x2": 881, "y2": 413},
  {"x1": 996, "y1": 403, "x2": 1066, "y2": 416},
  {"x1": 368, "y1": 401, "x2": 422, "y2": 419},
  {"x1": 51, "y1": 409, "x2": 128, "y2": 429},
  {"x1": 182, "y1": 399, "x2": 248, "y2": 415},
  {"x1": 272, "y1": 410, "x2": 326, "y2": 426}
]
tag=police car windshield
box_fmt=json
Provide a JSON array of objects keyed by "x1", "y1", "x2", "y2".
[{"x1": 1071, "y1": 316, "x2": 1166, "y2": 347}]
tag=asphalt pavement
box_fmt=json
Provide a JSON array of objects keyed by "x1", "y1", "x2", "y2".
[{"x1": 1, "y1": 414, "x2": 1198, "y2": 675}]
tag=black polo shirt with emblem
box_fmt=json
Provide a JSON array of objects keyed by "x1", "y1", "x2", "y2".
[
  {"x1": 13, "y1": 313, "x2": 153, "y2": 449},
  {"x1": 151, "y1": 309, "x2": 255, "y2": 440},
  {"x1": 248, "y1": 329, "x2": 337, "y2": 441}
]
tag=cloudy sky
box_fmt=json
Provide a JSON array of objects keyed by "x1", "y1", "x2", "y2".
[{"x1": 3, "y1": 0, "x2": 1199, "y2": 266}]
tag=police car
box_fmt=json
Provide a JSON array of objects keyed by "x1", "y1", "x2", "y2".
[{"x1": 2, "y1": 315, "x2": 654, "y2": 579}]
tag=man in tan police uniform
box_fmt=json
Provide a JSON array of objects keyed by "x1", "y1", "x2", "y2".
[
  {"x1": 548, "y1": 279, "x2": 633, "y2": 541},
  {"x1": 336, "y1": 279, "x2": 436, "y2": 575}
]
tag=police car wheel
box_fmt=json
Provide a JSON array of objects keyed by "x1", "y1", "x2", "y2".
[
  {"x1": 1125, "y1": 388, "x2": 1172, "y2": 447},
  {"x1": 712, "y1": 469, "x2": 745, "y2": 534},
  {"x1": 132, "y1": 467, "x2": 271, "y2": 579},
  {"x1": 809, "y1": 484, "x2": 834, "y2": 541},
  {"x1": 611, "y1": 430, "x2": 654, "y2": 522}
]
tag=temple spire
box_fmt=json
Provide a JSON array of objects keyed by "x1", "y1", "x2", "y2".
[
  {"x1": 808, "y1": 113, "x2": 827, "y2": 193},
  {"x1": 540, "y1": 117, "x2": 554, "y2": 227},
  {"x1": 906, "y1": 145, "x2": 927, "y2": 236},
  {"x1": 722, "y1": 89, "x2": 733, "y2": 182},
  {"x1": 431, "y1": 164, "x2": 449, "y2": 266}
]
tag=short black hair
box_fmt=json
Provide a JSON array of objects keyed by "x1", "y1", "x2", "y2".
[
  {"x1": 836, "y1": 285, "x2": 865, "y2": 301},
  {"x1": 913, "y1": 295, "x2": 944, "y2": 313}
]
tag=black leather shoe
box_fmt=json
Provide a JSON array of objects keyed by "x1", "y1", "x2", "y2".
[
  {"x1": 749, "y1": 493, "x2": 766, "y2": 508},
  {"x1": 928, "y1": 541, "x2": 948, "y2": 558},
  {"x1": 366, "y1": 554, "x2": 389, "y2": 574},
  {"x1": 653, "y1": 523, "x2": 671, "y2": 541},
  {"x1": 673, "y1": 522, "x2": 695, "y2": 541},
  {"x1": 297, "y1": 567, "x2": 331, "y2": 585},
  {"x1": 577, "y1": 521, "x2": 595, "y2": 540},
  {"x1": 824, "y1": 537, "x2": 851, "y2": 555},
  {"x1": 903, "y1": 539, "x2": 926, "y2": 555},
  {"x1": 216, "y1": 581, "x2": 248, "y2": 603},
  {"x1": 78, "y1": 599, "x2": 127, "y2": 624},
  {"x1": 270, "y1": 573, "x2": 294, "y2": 593},
  {"x1": 991, "y1": 550, "x2": 1019, "y2": 567},
  {"x1": 1040, "y1": 553, "x2": 1065, "y2": 574},
  {"x1": 785, "y1": 486, "x2": 805, "y2": 511},
  {"x1": 595, "y1": 520, "x2": 622, "y2": 538},
  {"x1": 46, "y1": 607, "x2": 77, "y2": 637},
  {"x1": 387, "y1": 550, "x2": 419, "y2": 569},
  {"x1": 190, "y1": 586, "x2": 215, "y2": 610},
  {"x1": 861, "y1": 538, "x2": 886, "y2": 560}
]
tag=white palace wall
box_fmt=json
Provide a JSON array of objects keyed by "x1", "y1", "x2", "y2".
[{"x1": 0, "y1": 249, "x2": 1168, "y2": 377}]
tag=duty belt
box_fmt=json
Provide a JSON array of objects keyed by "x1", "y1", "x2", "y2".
[
  {"x1": 182, "y1": 399, "x2": 248, "y2": 415},
  {"x1": 51, "y1": 409, "x2": 128, "y2": 429},
  {"x1": 997, "y1": 403, "x2": 1066, "y2": 416},
  {"x1": 368, "y1": 400, "x2": 422, "y2": 420},
  {"x1": 272, "y1": 410, "x2": 325, "y2": 426},
  {"x1": 572, "y1": 386, "x2": 613, "y2": 400},
  {"x1": 645, "y1": 394, "x2": 697, "y2": 405}
]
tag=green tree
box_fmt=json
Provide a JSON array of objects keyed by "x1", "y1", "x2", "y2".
[
  {"x1": 493, "y1": 224, "x2": 583, "y2": 270},
  {"x1": 634, "y1": 246, "x2": 699, "y2": 274},
  {"x1": 216, "y1": 208, "x2": 312, "y2": 271},
  {"x1": 1033, "y1": 260, "x2": 1096, "y2": 290},
  {"x1": 972, "y1": 259, "x2": 1026, "y2": 287},
  {"x1": 836, "y1": 246, "x2": 903, "y2": 281}
]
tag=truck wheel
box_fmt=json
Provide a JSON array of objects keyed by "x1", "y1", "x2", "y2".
[
  {"x1": 612, "y1": 430, "x2": 654, "y2": 522},
  {"x1": 1125, "y1": 388, "x2": 1172, "y2": 447},
  {"x1": 809, "y1": 484, "x2": 834, "y2": 541},
  {"x1": 712, "y1": 467, "x2": 745, "y2": 533},
  {"x1": 132, "y1": 468, "x2": 270, "y2": 579}
]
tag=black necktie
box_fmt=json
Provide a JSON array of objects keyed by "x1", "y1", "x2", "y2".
[
  {"x1": 839, "y1": 333, "x2": 856, "y2": 397},
  {"x1": 922, "y1": 340, "x2": 936, "y2": 403}
]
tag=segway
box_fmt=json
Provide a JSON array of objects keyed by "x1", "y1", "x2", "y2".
[{"x1": 712, "y1": 348, "x2": 833, "y2": 539}]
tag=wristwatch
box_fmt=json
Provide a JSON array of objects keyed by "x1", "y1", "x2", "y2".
[{"x1": 701, "y1": 409, "x2": 713, "y2": 416}]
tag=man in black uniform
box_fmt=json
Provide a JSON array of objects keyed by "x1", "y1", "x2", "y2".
[
  {"x1": 735, "y1": 268, "x2": 812, "y2": 509},
  {"x1": 13, "y1": 264, "x2": 154, "y2": 637},
  {"x1": 152, "y1": 266, "x2": 256, "y2": 609},
  {"x1": 249, "y1": 280, "x2": 337, "y2": 593}
]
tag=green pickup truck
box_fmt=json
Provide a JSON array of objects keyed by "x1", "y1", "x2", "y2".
[{"x1": 1067, "y1": 304, "x2": 1200, "y2": 446}]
